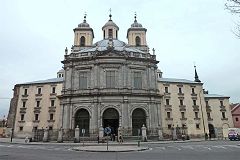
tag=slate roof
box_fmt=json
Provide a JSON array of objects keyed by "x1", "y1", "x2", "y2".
[
  {"x1": 158, "y1": 78, "x2": 201, "y2": 84},
  {"x1": 79, "y1": 39, "x2": 145, "y2": 53},
  {"x1": 20, "y1": 77, "x2": 64, "y2": 85},
  {"x1": 204, "y1": 94, "x2": 230, "y2": 99}
]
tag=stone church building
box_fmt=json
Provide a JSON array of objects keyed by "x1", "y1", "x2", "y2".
[{"x1": 7, "y1": 14, "x2": 234, "y2": 141}]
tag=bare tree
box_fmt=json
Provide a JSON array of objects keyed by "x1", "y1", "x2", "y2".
[{"x1": 225, "y1": 0, "x2": 240, "y2": 38}]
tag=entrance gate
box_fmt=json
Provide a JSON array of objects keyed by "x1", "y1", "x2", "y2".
[
  {"x1": 132, "y1": 108, "x2": 146, "y2": 136},
  {"x1": 102, "y1": 108, "x2": 119, "y2": 135},
  {"x1": 75, "y1": 109, "x2": 90, "y2": 136}
]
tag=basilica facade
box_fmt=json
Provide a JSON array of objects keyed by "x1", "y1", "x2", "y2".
[{"x1": 7, "y1": 14, "x2": 234, "y2": 141}]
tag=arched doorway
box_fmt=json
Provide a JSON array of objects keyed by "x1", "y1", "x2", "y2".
[
  {"x1": 132, "y1": 108, "x2": 146, "y2": 136},
  {"x1": 208, "y1": 124, "x2": 215, "y2": 138},
  {"x1": 102, "y1": 108, "x2": 119, "y2": 135},
  {"x1": 75, "y1": 109, "x2": 90, "y2": 136}
]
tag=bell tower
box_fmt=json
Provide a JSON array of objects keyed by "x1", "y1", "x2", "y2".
[
  {"x1": 73, "y1": 14, "x2": 94, "y2": 50},
  {"x1": 127, "y1": 13, "x2": 148, "y2": 52},
  {"x1": 102, "y1": 10, "x2": 119, "y2": 39}
]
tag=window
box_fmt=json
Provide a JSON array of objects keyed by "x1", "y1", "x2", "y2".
[
  {"x1": 37, "y1": 88, "x2": 42, "y2": 94},
  {"x1": 52, "y1": 87, "x2": 56, "y2": 94},
  {"x1": 195, "y1": 112, "x2": 199, "y2": 118},
  {"x1": 134, "y1": 72, "x2": 142, "y2": 89},
  {"x1": 20, "y1": 114, "x2": 24, "y2": 121},
  {"x1": 192, "y1": 88, "x2": 195, "y2": 94},
  {"x1": 103, "y1": 30, "x2": 105, "y2": 39},
  {"x1": 49, "y1": 126, "x2": 53, "y2": 130},
  {"x1": 179, "y1": 88, "x2": 182, "y2": 94},
  {"x1": 207, "y1": 112, "x2": 211, "y2": 119},
  {"x1": 50, "y1": 114, "x2": 54, "y2": 120},
  {"x1": 135, "y1": 36, "x2": 141, "y2": 46},
  {"x1": 180, "y1": 99, "x2": 184, "y2": 106},
  {"x1": 51, "y1": 100, "x2": 55, "y2": 107},
  {"x1": 181, "y1": 112, "x2": 185, "y2": 118},
  {"x1": 193, "y1": 100, "x2": 197, "y2": 106},
  {"x1": 166, "y1": 99, "x2": 170, "y2": 105},
  {"x1": 167, "y1": 124, "x2": 172, "y2": 129},
  {"x1": 36, "y1": 101, "x2": 40, "y2": 107},
  {"x1": 196, "y1": 124, "x2": 200, "y2": 129},
  {"x1": 35, "y1": 114, "x2": 39, "y2": 121},
  {"x1": 108, "y1": 29, "x2": 113, "y2": 38},
  {"x1": 19, "y1": 127, "x2": 23, "y2": 131},
  {"x1": 80, "y1": 36, "x2": 85, "y2": 46},
  {"x1": 236, "y1": 117, "x2": 239, "y2": 122},
  {"x1": 106, "y1": 71, "x2": 115, "y2": 88},
  {"x1": 165, "y1": 87, "x2": 168, "y2": 93},
  {"x1": 222, "y1": 112, "x2": 226, "y2": 119},
  {"x1": 22, "y1": 101, "x2": 26, "y2": 108},
  {"x1": 79, "y1": 72, "x2": 88, "y2": 89},
  {"x1": 33, "y1": 127, "x2": 38, "y2": 131},
  {"x1": 220, "y1": 101, "x2": 223, "y2": 106},
  {"x1": 24, "y1": 89, "x2": 28, "y2": 95},
  {"x1": 167, "y1": 112, "x2": 171, "y2": 119},
  {"x1": 116, "y1": 30, "x2": 118, "y2": 38}
]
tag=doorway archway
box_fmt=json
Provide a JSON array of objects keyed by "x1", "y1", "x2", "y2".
[
  {"x1": 132, "y1": 108, "x2": 146, "y2": 136},
  {"x1": 208, "y1": 124, "x2": 215, "y2": 138},
  {"x1": 102, "y1": 108, "x2": 119, "y2": 135},
  {"x1": 75, "y1": 109, "x2": 90, "y2": 136}
]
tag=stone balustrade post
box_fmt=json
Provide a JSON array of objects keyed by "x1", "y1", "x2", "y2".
[
  {"x1": 141, "y1": 125, "x2": 147, "y2": 142},
  {"x1": 43, "y1": 128, "x2": 49, "y2": 142},
  {"x1": 74, "y1": 125, "x2": 80, "y2": 143}
]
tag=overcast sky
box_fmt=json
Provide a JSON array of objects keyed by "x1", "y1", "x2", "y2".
[{"x1": 0, "y1": 0, "x2": 239, "y2": 118}]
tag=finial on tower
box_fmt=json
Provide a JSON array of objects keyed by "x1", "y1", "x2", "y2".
[
  {"x1": 109, "y1": 8, "x2": 112, "y2": 20},
  {"x1": 134, "y1": 12, "x2": 137, "y2": 22},
  {"x1": 83, "y1": 12, "x2": 87, "y2": 23},
  {"x1": 194, "y1": 63, "x2": 201, "y2": 82}
]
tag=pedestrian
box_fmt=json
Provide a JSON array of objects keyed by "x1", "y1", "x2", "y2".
[
  {"x1": 25, "y1": 136, "x2": 29, "y2": 143},
  {"x1": 209, "y1": 133, "x2": 211, "y2": 140},
  {"x1": 119, "y1": 133, "x2": 123, "y2": 144},
  {"x1": 97, "y1": 135, "x2": 99, "y2": 144},
  {"x1": 205, "y1": 133, "x2": 208, "y2": 140},
  {"x1": 113, "y1": 134, "x2": 115, "y2": 141}
]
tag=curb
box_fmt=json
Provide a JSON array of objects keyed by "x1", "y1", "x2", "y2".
[{"x1": 72, "y1": 147, "x2": 149, "y2": 152}]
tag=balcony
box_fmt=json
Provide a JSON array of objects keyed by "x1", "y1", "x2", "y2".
[
  {"x1": 49, "y1": 106, "x2": 56, "y2": 112},
  {"x1": 193, "y1": 105, "x2": 199, "y2": 111},
  {"x1": 32, "y1": 120, "x2": 40, "y2": 123},
  {"x1": 50, "y1": 93, "x2": 57, "y2": 96},
  {"x1": 206, "y1": 105, "x2": 212, "y2": 112},
  {"x1": 35, "y1": 94, "x2": 42, "y2": 97},
  {"x1": 21, "y1": 94, "x2": 28, "y2": 98},
  {"x1": 191, "y1": 93, "x2": 197, "y2": 96},
  {"x1": 47, "y1": 120, "x2": 55, "y2": 123},
  {"x1": 179, "y1": 105, "x2": 186, "y2": 111},
  {"x1": 178, "y1": 93, "x2": 184, "y2": 97},
  {"x1": 180, "y1": 118, "x2": 187, "y2": 121},
  {"x1": 18, "y1": 120, "x2": 25, "y2": 123},
  {"x1": 19, "y1": 107, "x2": 27, "y2": 113},
  {"x1": 194, "y1": 117, "x2": 201, "y2": 120},
  {"x1": 221, "y1": 118, "x2": 228, "y2": 121},
  {"x1": 165, "y1": 105, "x2": 172, "y2": 111}
]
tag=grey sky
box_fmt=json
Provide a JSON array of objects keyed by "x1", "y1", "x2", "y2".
[{"x1": 0, "y1": 0, "x2": 239, "y2": 118}]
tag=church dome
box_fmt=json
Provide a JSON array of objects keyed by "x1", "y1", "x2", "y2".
[
  {"x1": 130, "y1": 14, "x2": 143, "y2": 28},
  {"x1": 102, "y1": 14, "x2": 119, "y2": 30},
  {"x1": 78, "y1": 15, "x2": 90, "y2": 28}
]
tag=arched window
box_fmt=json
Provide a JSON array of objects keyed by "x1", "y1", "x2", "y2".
[
  {"x1": 135, "y1": 36, "x2": 141, "y2": 46},
  {"x1": 80, "y1": 36, "x2": 85, "y2": 46}
]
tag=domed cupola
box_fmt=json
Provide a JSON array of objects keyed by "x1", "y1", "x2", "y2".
[
  {"x1": 78, "y1": 15, "x2": 90, "y2": 28},
  {"x1": 102, "y1": 11, "x2": 119, "y2": 39},
  {"x1": 131, "y1": 15, "x2": 143, "y2": 28},
  {"x1": 73, "y1": 14, "x2": 94, "y2": 48},
  {"x1": 127, "y1": 13, "x2": 148, "y2": 52}
]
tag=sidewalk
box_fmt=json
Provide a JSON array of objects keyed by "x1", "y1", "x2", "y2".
[{"x1": 0, "y1": 137, "x2": 207, "y2": 146}]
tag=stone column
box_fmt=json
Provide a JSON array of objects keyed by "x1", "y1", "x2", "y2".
[
  {"x1": 99, "y1": 126, "x2": 104, "y2": 139},
  {"x1": 158, "y1": 127, "x2": 163, "y2": 141},
  {"x1": 141, "y1": 125, "x2": 147, "y2": 142},
  {"x1": 172, "y1": 126, "x2": 177, "y2": 140},
  {"x1": 74, "y1": 126, "x2": 80, "y2": 143},
  {"x1": 57, "y1": 128, "x2": 63, "y2": 143},
  {"x1": 43, "y1": 128, "x2": 49, "y2": 142}
]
